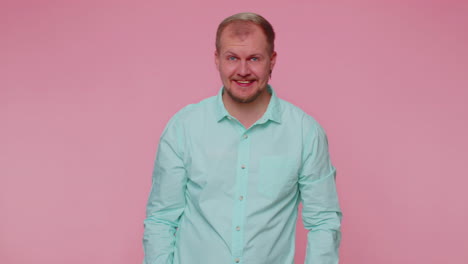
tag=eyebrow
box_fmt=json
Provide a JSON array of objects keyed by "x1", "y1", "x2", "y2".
[
  {"x1": 223, "y1": 51, "x2": 264, "y2": 58},
  {"x1": 223, "y1": 51, "x2": 239, "y2": 57}
]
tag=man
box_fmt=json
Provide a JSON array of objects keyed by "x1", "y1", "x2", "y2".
[{"x1": 143, "y1": 12, "x2": 342, "y2": 264}]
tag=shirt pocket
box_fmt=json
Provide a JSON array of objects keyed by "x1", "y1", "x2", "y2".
[{"x1": 258, "y1": 156, "x2": 298, "y2": 199}]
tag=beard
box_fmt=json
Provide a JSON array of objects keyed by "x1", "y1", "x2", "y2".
[{"x1": 224, "y1": 85, "x2": 264, "y2": 104}]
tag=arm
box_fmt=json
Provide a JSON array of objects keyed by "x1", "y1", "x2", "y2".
[
  {"x1": 143, "y1": 117, "x2": 187, "y2": 264},
  {"x1": 299, "y1": 115, "x2": 342, "y2": 264}
]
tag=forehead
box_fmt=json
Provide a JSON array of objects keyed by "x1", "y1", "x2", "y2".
[
  {"x1": 225, "y1": 22, "x2": 258, "y2": 39},
  {"x1": 219, "y1": 22, "x2": 268, "y2": 53}
]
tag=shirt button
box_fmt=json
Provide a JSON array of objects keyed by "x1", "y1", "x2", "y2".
[
  {"x1": 236, "y1": 226, "x2": 241, "y2": 231},
  {"x1": 235, "y1": 258, "x2": 240, "y2": 263},
  {"x1": 243, "y1": 134, "x2": 248, "y2": 139},
  {"x1": 241, "y1": 165, "x2": 246, "y2": 169},
  {"x1": 239, "y1": 196, "x2": 244, "y2": 201}
]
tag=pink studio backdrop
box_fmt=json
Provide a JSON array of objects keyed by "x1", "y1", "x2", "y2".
[{"x1": 2, "y1": 1, "x2": 467, "y2": 263}]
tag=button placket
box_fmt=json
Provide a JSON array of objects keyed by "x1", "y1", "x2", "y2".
[{"x1": 231, "y1": 129, "x2": 250, "y2": 259}]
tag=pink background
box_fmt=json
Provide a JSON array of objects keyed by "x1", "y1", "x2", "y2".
[{"x1": 2, "y1": 0, "x2": 467, "y2": 263}]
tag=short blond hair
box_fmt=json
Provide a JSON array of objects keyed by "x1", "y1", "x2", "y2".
[{"x1": 216, "y1": 12, "x2": 275, "y2": 55}]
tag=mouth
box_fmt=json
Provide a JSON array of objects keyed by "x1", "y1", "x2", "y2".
[{"x1": 233, "y1": 80, "x2": 255, "y2": 87}]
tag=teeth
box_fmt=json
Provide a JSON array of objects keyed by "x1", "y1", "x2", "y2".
[{"x1": 237, "y1": 81, "x2": 252, "y2": 83}]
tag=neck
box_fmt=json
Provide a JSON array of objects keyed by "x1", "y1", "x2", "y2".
[{"x1": 222, "y1": 88, "x2": 271, "y2": 129}]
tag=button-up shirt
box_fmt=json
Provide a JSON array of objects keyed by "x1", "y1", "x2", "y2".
[{"x1": 143, "y1": 86, "x2": 342, "y2": 264}]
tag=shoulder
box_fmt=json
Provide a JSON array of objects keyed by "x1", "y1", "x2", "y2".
[
  {"x1": 171, "y1": 95, "x2": 216, "y2": 123},
  {"x1": 277, "y1": 97, "x2": 322, "y2": 129},
  {"x1": 276, "y1": 97, "x2": 328, "y2": 144},
  {"x1": 161, "y1": 95, "x2": 217, "y2": 136}
]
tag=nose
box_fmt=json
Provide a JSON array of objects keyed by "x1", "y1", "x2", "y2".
[{"x1": 237, "y1": 60, "x2": 251, "y2": 77}]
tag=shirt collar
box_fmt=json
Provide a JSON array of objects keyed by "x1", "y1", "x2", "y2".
[{"x1": 215, "y1": 85, "x2": 282, "y2": 124}]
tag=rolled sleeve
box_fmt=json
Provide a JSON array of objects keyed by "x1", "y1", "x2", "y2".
[
  {"x1": 143, "y1": 116, "x2": 187, "y2": 264},
  {"x1": 299, "y1": 115, "x2": 342, "y2": 264}
]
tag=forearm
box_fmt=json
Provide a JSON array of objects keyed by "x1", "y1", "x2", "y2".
[
  {"x1": 142, "y1": 181, "x2": 185, "y2": 264},
  {"x1": 304, "y1": 211, "x2": 342, "y2": 264},
  {"x1": 143, "y1": 216, "x2": 178, "y2": 264},
  {"x1": 301, "y1": 173, "x2": 342, "y2": 264}
]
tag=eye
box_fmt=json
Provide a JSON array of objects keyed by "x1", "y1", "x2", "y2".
[
  {"x1": 228, "y1": 56, "x2": 237, "y2": 61},
  {"x1": 250, "y1": 57, "x2": 259, "y2": 62}
]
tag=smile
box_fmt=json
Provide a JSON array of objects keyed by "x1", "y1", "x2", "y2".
[{"x1": 234, "y1": 80, "x2": 255, "y2": 87}]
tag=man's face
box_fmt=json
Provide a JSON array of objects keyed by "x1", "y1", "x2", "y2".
[{"x1": 215, "y1": 23, "x2": 276, "y2": 104}]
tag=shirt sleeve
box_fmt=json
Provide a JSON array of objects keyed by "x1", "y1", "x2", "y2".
[
  {"x1": 143, "y1": 115, "x2": 188, "y2": 264},
  {"x1": 299, "y1": 115, "x2": 342, "y2": 264}
]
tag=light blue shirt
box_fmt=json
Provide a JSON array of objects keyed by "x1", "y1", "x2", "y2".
[{"x1": 143, "y1": 86, "x2": 342, "y2": 264}]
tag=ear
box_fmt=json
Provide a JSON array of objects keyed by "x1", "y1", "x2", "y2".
[
  {"x1": 270, "y1": 51, "x2": 277, "y2": 70},
  {"x1": 214, "y1": 50, "x2": 220, "y2": 70}
]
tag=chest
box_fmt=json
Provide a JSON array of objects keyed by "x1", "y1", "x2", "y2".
[{"x1": 182, "y1": 122, "x2": 303, "y2": 200}]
